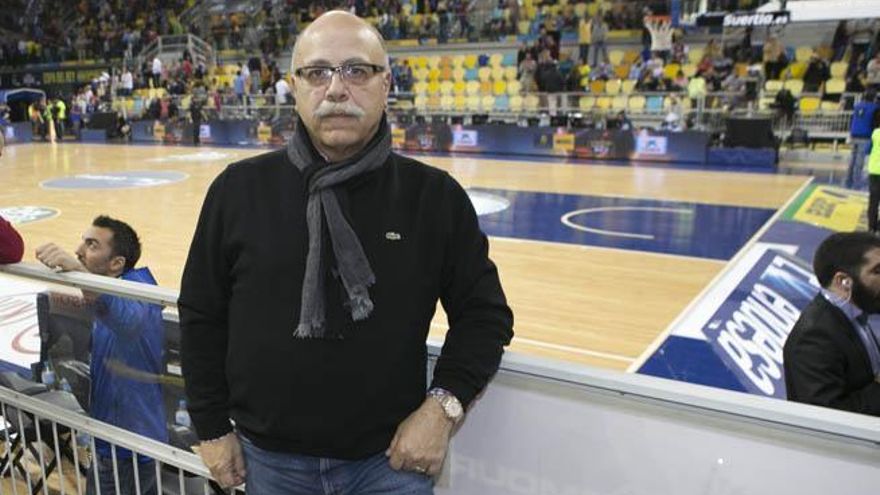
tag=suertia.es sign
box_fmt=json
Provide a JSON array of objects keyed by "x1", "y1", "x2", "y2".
[{"x1": 697, "y1": 11, "x2": 790, "y2": 28}]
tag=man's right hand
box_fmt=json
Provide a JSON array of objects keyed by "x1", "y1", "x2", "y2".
[
  {"x1": 198, "y1": 433, "x2": 246, "y2": 489},
  {"x1": 35, "y1": 243, "x2": 85, "y2": 272}
]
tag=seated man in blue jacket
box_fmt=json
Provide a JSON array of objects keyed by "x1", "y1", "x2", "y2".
[{"x1": 36, "y1": 215, "x2": 167, "y2": 495}]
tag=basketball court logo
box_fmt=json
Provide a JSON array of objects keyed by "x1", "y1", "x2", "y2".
[{"x1": 0, "y1": 206, "x2": 59, "y2": 224}]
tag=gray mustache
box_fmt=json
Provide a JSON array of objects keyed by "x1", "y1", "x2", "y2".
[{"x1": 314, "y1": 102, "x2": 365, "y2": 119}]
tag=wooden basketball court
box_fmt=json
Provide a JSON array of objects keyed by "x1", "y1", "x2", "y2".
[{"x1": 0, "y1": 143, "x2": 810, "y2": 371}]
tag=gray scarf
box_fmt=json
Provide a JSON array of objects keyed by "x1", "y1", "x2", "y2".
[{"x1": 287, "y1": 115, "x2": 391, "y2": 338}]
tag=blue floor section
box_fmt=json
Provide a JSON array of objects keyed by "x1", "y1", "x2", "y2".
[{"x1": 475, "y1": 188, "x2": 775, "y2": 260}]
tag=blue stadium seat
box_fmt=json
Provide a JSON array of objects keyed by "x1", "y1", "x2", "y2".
[
  {"x1": 495, "y1": 94, "x2": 510, "y2": 111},
  {"x1": 646, "y1": 95, "x2": 664, "y2": 113},
  {"x1": 465, "y1": 68, "x2": 479, "y2": 81}
]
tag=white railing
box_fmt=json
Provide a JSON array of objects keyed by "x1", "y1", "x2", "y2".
[{"x1": 2, "y1": 262, "x2": 880, "y2": 494}]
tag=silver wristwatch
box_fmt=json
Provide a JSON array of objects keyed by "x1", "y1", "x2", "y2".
[{"x1": 427, "y1": 387, "x2": 464, "y2": 424}]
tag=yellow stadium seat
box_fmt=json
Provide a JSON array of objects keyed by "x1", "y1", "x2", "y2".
[
  {"x1": 452, "y1": 55, "x2": 465, "y2": 67},
  {"x1": 413, "y1": 81, "x2": 428, "y2": 94},
  {"x1": 465, "y1": 80, "x2": 481, "y2": 95},
  {"x1": 414, "y1": 56, "x2": 428, "y2": 69},
  {"x1": 453, "y1": 80, "x2": 467, "y2": 95},
  {"x1": 414, "y1": 95, "x2": 428, "y2": 109},
  {"x1": 440, "y1": 94, "x2": 455, "y2": 110},
  {"x1": 414, "y1": 68, "x2": 429, "y2": 81},
  {"x1": 427, "y1": 80, "x2": 440, "y2": 94},
  {"x1": 663, "y1": 63, "x2": 681, "y2": 80},
  {"x1": 596, "y1": 96, "x2": 611, "y2": 110},
  {"x1": 830, "y1": 61, "x2": 847, "y2": 79},
  {"x1": 491, "y1": 67, "x2": 505, "y2": 81},
  {"x1": 439, "y1": 80, "x2": 454, "y2": 95},
  {"x1": 505, "y1": 66, "x2": 518, "y2": 81},
  {"x1": 493, "y1": 80, "x2": 507, "y2": 95},
  {"x1": 427, "y1": 94, "x2": 442, "y2": 110},
  {"x1": 799, "y1": 96, "x2": 820, "y2": 113},
  {"x1": 463, "y1": 54, "x2": 478, "y2": 69},
  {"x1": 427, "y1": 56, "x2": 441, "y2": 69},
  {"x1": 428, "y1": 68, "x2": 441, "y2": 81},
  {"x1": 758, "y1": 96, "x2": 775, "y2": 110},
  {"x1": 783, "y1": 79, "x2": 804, "y2": 97},
  {"x1": 452, "y1": 67, "x2": 466, "y2": 81},
  {"x1": 478, "y1": 67, "x2": 491, "y2": 82},
  {"x1": 688, "y1": 48, "x2": 704, "y2": 64},
  {"x1": 589, "y1": 80, "x2": 605, "y2": 94},
  {"x1": 821, "y1": 101, "x2": 840, "y2": 111},
  {"x1": 621, "y1": 79, "x2": 637, "y2": 94},
  {"x1": 622, "y1": 50, "x2": 640, "y2": 64},
  {"x1": 524, "y1": 94, "x2": 540, "y2": 111},
  {"x1": 517, "y1": 20, "x2": 531, "y2": 36},
  {"x1": 825, "y1": 78, "x2": 845, "y2": 95},
  {"x1": 506, "y1": 80, "x2": 522, "y2": 95},
  {"x1": 466, "y1": 94, "x2": 481, "y2": 112},
  {"x1": 628, "y1": 95, "x2": 646, "y2": 111},
  {"x1": 795, "y1": 46, "x2": 813, "y2": 62},
  {"x1": 613, "y1": 64, "x2": 630, "y2": 80},
  {"x1": 578, "y1": 96, "x2": 595, "y2": 110},
  {"x1": 440, "y1": 67, "x2": 452, "y2": 80},
  {"x1": 480, "y1": 80, "x2": 492, "y2": 94},
  {"x1": 608, "y1": 50, "x2": 624, "y2": 66},
  {"x1": 481, "y1": 95, "x2": 496, "y2": 111},
  {"x1": 787, "y1": 62, "x2": 807, "y2": 80},
  {"x1": 682, "y1": 63, "x2": 697, "y2": 78},
  {"x1": 454, "y1": 94, "x2": 467, "y2": 111},
  {"x1": 394, "y1": 99, "x2": 413, "y2": 111},
  {"x1": 611, "y1": 95, "x2": 627, "y2": 110},
  {"x1": 605, "y1": 79, "x2": 621, "y2": 95},
  {"x1": 489, "y1": 53, "x2": 503, "y2": 68},
  {"x1": 764, "y1": 80, "x2": 783, "y2": 93},
  {"x1": 509, "y1": 94, "x2": 524, "y2": 111}
]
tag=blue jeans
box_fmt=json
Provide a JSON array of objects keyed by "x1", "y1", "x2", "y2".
[
  {"x1": 86, "y1": 455, "x2": 157, "y2": 495},
  {"x1": 240, "y1": 435, "x2": 433, "y2": 495}
]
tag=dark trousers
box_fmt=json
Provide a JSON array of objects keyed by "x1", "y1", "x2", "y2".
[{"x1": 869, "y1": 174, "x2": 880, "y2": 233}]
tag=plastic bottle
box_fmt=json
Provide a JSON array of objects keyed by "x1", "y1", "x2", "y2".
[
  {"x1": 41, "y1": 361, "x2": 56, "y2": 389},
  {"x1": 175, "y1": 399, "x2": 191, "y2": 428}
]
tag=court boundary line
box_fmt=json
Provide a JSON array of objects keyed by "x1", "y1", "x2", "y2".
[
  {"x1": 429, "y1": 323, "x2": 635, "y2": 363},
  {"x1": 624, "y1": 176, "x2": 815, "y2": 373},
  {"x1": 489, "y1": 235, "x2": 728, "y2": 264}
]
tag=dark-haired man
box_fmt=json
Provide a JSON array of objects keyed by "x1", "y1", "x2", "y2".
[
  {"x1": 783, "y1": 231, "x2": 880, "y2": 416},
  {"x1": 36, "y1": 215, "x2": 167, "y2": 494}
]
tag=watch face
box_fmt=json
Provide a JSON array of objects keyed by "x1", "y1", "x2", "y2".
[{"x1": 444, "y1": 397, "x2": 463, "y2": 419}]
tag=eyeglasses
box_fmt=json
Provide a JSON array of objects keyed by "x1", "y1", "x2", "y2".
[{"x1": 294, "y1": 63, "x2": 386, "y2": 86}]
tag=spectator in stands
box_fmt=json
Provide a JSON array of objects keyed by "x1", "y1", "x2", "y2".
[
  {"x1": 233, "y1": 70, "x2": 246, "y2": 105},
  {"x1": 120, "y1": 67, "x2": 134, "y2": 97},
  {"x1": 866, "y1": 53, "x2": 880, "y2": 93},
  {"x1": 0, "y1": 215, "x2": 23, "y2": 264},
  {"x1": 519, "y1": 51, "x2": 538, "y2": 92},
  {"x1": 644, "y1": 15, "x2": 673, "y2": 62},
  {"x1": 53, "y1": 97, "x2": 66, "y2": 141},
  {"x1": 688, "y1": 70, "x2": 707, "y2": 110},
  {"x1": 590, "y1": 13, "x2": 609, "y2": 67},
  {"x1": 35, "y1": 215, "x2": 168, "y2": 494},
  {"x1": 577, "y1": 13, "x2": 591, "y2": 64},
  {"x1": 274, "y1": 73, "x2": 291, "y2": 106},
  {"x1": 763, "y1": 35, "x2": 786, "y2": 81},
  {"x1": 784, "y1": 232, "x2": 880, "y2": 417},
  {"x1": 863, "y1": 117, "x2": 880, "y2": 232},
  {"x1": 803, "y1": 53, "x2": 830, "y2": 93},
  {"x1": 179, "y1": 11, "x2": 512, "y2": 492},
  {"x1": 832, "y1": 20, "x2": 850, "y2": 62}
]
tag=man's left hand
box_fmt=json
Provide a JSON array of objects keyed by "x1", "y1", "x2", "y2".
[{"x1": 385, "y1": 397, "x2": 455, "y2": 476}]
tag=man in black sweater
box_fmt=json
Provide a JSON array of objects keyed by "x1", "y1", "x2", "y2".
[{"x1": 179, "y1": 11, "x2": 513, "y2": 494}]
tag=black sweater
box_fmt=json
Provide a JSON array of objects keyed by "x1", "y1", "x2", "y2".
[{"x1": 179, "y1": 149, "x2": 514, "y2": 458}]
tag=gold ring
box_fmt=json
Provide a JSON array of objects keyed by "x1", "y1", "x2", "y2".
[{"x1": 414, "y1": 466, "x2": 427, "y2": 473}]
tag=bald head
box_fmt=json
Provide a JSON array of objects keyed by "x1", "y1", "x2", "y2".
[{"x1": 292, "y1": 11, "x2": 387, "y2": 70}]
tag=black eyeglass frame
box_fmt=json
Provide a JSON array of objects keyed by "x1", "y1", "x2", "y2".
[{"x1": 293, "y1": 63, "x2": 386, "y2": 85}]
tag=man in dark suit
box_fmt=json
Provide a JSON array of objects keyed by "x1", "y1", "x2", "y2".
[{"x1": 784, "y1": 232, "x2": 880, "y2": 416}]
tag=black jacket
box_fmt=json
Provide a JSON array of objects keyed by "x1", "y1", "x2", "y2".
[
  {"x1": 783, "y1": 294, "x2": 880, "y2": 415},
  {"x1": 179, "y1": 149, "x2": 514, "y2": 458}
]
